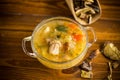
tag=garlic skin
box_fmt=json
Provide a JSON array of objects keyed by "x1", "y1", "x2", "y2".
[{"x1": 49, "y1": 40, "x2": 62, "y2": 55}]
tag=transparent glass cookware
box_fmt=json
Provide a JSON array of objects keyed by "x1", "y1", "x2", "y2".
[{"x1": 22, "y1": 17, "x2": 96, "y2": 69}]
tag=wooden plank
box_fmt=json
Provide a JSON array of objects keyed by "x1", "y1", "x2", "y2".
[
  {"x1": 0, "y1": 0, "x2": 120, "y2": 20},
  {"x1": 0, "y1": 0, "x2": 70, "y2": 16},
  {"x1": 0, "y1": 0, "x2": 120, "y2": 80},
  {"x1": 0, "y1": 65, "x2": 120, "y2": 80},
  {"x1": 0, "y1": 14, "x2": 120, "y2": 32},
  {"x1": 0, "y1": 30, "x2": 120, "y2": 47},
  {"x1": 0, "y1": 29, "x2": 120, "y2": 79}
]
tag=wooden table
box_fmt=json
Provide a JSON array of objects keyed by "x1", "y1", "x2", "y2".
[{"x1": 0, "y1": 0, "x2": 120, "y2": 80}]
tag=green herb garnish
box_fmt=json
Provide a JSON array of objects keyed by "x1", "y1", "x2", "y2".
[{"x1": 56, "y1": 25, "x2": 68, "y2": 32}]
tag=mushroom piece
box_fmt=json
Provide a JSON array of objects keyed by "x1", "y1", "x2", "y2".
[
  {"x1": 75, "y1": 6, "x2": 96, "y2": 24},
  {"x1": 88, "y1": 49, "x2": 100, "y2": 60},
  {"x1": 49, "y1": 40, "x2": 62, "y2": 55},
  {"x1": 79, "y1": 60, "x2": 92, "y2": 71},
  {"x1": 75, "y1": 7, "x2": 96, "y2": 17},
  {"x1": 103, "y1": 42, "x2": 120, "y2": 60},
  {"x1": 64, "y1": 41, "x2": 76, "y2": 52},
  {"x1": 112, "y1": 61, "x2": 120, "y2": 69},
  {"x1": 87, "y1": 15, "x2": 92, "y2": 23},
  {"x1": 79, "y1": 13, "x2": 86, "y2": 19},
  {"x1": 107, "y1": 62, "x2": 112, "y2": 80},
  {"x1": 66, "y1": 0, "x2": 101, "y2": 25},
  {"x1": 85, "y1": 0, "x2": 94, "y2": 5},
  {"x1": 79, "y1": 49, "x2": 100, "y2": 73},
  {"x1": 81, "y1": 70, "x2": 93, "y2": 78}
]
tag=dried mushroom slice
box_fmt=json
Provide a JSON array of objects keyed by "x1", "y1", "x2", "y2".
[
  {"x1": 88, "y1": 49, "x2": 100, "y2": 60},
  {"x1": 73, "y1": 0, "x2": 100, "y2": 25},
  {"x1": 81, "y1": 70, "x2": 93, "y2": 78},
  {"x1": 103, "y1": 42, "x2": 120, "y2": 60},
  {"x1": 65, "y1": 0, "x2": 101, "y2": 25},
  {"x1": 107, "y1": 62, "x2": 112, "y2": 80},
  {"x1": 79, "y1": 49, "x2": 100, "y2": 71},
  {"x1": 79, "y1": 60, "x2": 92, "y2": 71},
  {"x1": 112, "y1": 61, "x2": 120, "y2": 69}
]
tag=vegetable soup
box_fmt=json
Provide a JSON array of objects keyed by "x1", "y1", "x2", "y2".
[{"x1": 33, "y1": 20, "x2": 86, "y2": 62}]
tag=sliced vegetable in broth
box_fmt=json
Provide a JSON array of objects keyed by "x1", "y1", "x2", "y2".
[
  {"x1": 56, "y1": 25, "x2": 68, "y2": 32},
  {"x1": 33, "y1": 20, "x2": 86, "y2": 62}
]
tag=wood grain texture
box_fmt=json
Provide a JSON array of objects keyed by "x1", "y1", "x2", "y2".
[{"x1": 0, "y1": 0, "x2": 120, "y2": 80}]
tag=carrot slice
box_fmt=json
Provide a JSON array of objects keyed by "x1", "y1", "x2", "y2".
[
  {"x1": 68, "y1": 23, "x2": 78, "y2": 29},
  {"x1": 73, "y1": 34, "x2": 83, "y2": 41}
]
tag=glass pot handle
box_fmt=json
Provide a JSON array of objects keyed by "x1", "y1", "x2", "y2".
[
  {"x1": 22, "y1": 36, "x2": 36, "y2": 58},
  {"x1": 85, "y1": 27, "x2": 97, "y2": 47}
]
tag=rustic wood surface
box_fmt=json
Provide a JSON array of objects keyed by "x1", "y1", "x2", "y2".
[{"x1": 0, "y1": 0, "x2": 120, "y2": 80}]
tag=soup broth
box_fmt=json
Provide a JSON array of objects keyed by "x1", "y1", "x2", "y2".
[{"x1": 33, "y1": 20, "x2": 86, "y2": 62}]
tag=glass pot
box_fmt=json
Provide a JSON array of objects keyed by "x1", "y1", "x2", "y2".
[{"x1": 22, "y1": 17, "x2": 96, "y2": 69}]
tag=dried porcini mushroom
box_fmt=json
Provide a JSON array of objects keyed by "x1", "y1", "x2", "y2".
[
  {"x1": 79, "y1": 49, "x2": 100, "y2": 71},
  {"x1": 103, "y1": 42, "x2": 120, "y2": 60},
  {"x1": 81, "y1": 70, "x2": 93, "y2": 78},
  {"x1": 65, "y1": 0, "x2": 101, "y2": 25},
  {"x1": 112, "y1": 61, "x2": 120, "y2": 69},
  {"x1": 79, "y1": 60, "x2": 92, "y2": 71},
  {"x1": 72, "y1": 0, "x2": 100, "y2": 25},
  {"x1": 107, "y1": 62, "x2": 112, "y2": 80},
  {"x1": 88, "y1": 49, "x2": 100, "y2": 60}
]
